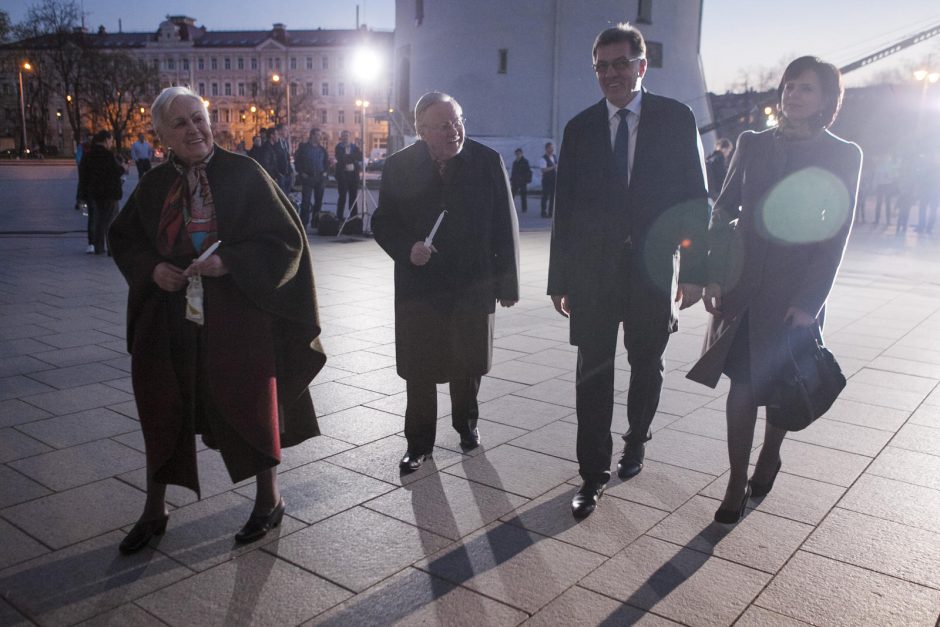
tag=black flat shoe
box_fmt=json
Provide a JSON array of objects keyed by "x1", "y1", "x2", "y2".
[
  {"x1": 459, "y1": 428, "x2": 481, "y2": 450},
  {"x1": 714, "y1": 485, "x2": 751, "y2": 524},
  {"x1": 119, "y1": 514, "x2": 169, "y2": 554},
  {"x1": 571, "y1": 481, "x2": 606, "y2": 519},
  {"x1": 399, "y1": 451, "x2": 431, "y2": 472},
  {"x1": 617, "y1": 442, "x2": 645, "y2": 480},
  {"x1": 235, "y1": 499, "x2": 286, "y2": 544},
  {"x1": 749, "y1": 459, "x2": 782, "y2": 497}
]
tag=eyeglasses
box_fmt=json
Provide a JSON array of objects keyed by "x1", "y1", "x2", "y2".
[
  {"x1": 423, "y1": 117, "x2": 465, "y2": 133},
  {"x1": 593, "y1": 57, "x2": 644, "y2": 74}
]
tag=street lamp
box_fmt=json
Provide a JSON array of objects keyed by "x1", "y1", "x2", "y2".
[
  {"x1": 271, "y1": 72, "x2": 291, "y2": 133},
  {"x1": 17, "y1": 61, "x2": 32, "y2": 157},
  {"x1": 913, "y1": 67, "x2": 940, "y2": 132}
]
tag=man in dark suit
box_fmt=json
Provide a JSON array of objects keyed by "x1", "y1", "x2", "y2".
[
  {"x1": 548, "y1": 23, "x2": 709, "y2": 518},
  {"x1": 373, "y1": 91, "x2": 520, "y2": 472},
  {"x1": 334, "y1": 130, "x2": 362, "y2": 220}
]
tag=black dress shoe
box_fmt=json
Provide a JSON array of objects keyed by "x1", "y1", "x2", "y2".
[
  {"x1": 714, "y1": 485, "x2": 751, "y2": 524},
  {"x1": 119, "y1": 514, "x2": 169, "y2": 554},
  {"x1": 235, "y1": 498, "x2": 286, "y2": 544},
  {"x1": 748, "y1": 459, "x2": 782, "y2": 497},
  {"x1": 399, "y1": 451, "x2": 431, "y2": 472},
  {"x1": 571, "y1": 481, "x2": 606, "y2": 518},
  {"x1": 459, "y1": 428, "x2": 481, "y2": 450},
  {"x1": 617, "y1": 442, "x2": 645, "y2": 480}
]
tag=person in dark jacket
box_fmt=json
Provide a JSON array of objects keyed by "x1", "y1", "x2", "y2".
[
  {"x1": 372, "y1": 91, "x2": 520, "y2": 472},
  {"x1": 509, "y1": 148, "x2": 532, "y2": 213},
  {"x1": 687, "y1": 57, "x2": 862, "y2": 524},
  {"x1": 294, "y1": 128, "x2": 330, "y2": 228},
  {"x1": 705, "y1": 137, "x2": 733, "y2": 200},
  {"x1": 334, "y1": 130, "x2": 362, "y2": 220},
  {"x1": 78, "y1": 130, "x2": 126, "y2": 255}
]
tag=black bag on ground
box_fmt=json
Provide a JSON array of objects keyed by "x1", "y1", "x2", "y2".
[
  {"x1": 766, "y1": 325, "x2": 846, "y2": 431},
  {"x1": 317, "y1": 212, "x2": 339, "y2": 236}
]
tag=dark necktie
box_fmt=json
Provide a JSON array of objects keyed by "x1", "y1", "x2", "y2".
[{"x1": 614, "y1": 108, "x2": 630, "y2": 184}]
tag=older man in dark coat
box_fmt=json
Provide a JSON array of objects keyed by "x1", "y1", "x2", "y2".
[{"x1": 373, "y1": 91, "x2": 520, "y2": 472}]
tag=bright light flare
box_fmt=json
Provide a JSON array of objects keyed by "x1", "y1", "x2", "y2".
[
  {"x1": 758, "y1": 166, "x2": 850, "y2": 244},
  {"x1": 352, "y1": 47, "x2": 382, "y2": 84}
]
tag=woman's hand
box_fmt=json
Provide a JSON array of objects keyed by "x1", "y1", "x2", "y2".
[
  {"x1": 550, "y1": 294, "x2": 570, "y2": 318},
  {"x1": 784, "y1": 306, "x2": 816, "y2": 328},
  {"x1": 152, "y1": 262, "x2": 187, "y2": 292},
  {"x1": 703, "y1": 283, "x2": 722, "y2": 316},
  {"x1": 184, "y1": 255, "x2": 228, "y2": 278}
]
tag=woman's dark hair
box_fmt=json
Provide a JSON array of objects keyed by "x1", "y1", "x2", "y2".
[
  {"x1": 93, "y1": 130, "x2": 112, "y2": 144},
  {"x1": 777, "y1": 56, "x2": 844, "y2": 130}
]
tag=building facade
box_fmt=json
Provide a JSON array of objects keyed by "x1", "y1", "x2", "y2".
[{"x1": 2, "y1": 16, "x2": 393, "y2": 156}]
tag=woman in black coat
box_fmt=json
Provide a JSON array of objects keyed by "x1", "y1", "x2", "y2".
[{"x1": 687, "y1": 57, "x2": 862, "y2": 523}]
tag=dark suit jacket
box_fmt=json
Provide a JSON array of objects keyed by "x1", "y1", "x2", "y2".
[{"x1": 547, "y1": 92, "x2": 709, "y2": 345}]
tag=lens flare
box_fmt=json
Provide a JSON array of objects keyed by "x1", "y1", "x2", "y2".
[{"x1": 758, "y1": 167, "x2": 850, "y2": 244}]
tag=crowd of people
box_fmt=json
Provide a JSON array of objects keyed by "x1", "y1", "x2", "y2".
[
  {"x1": 82, "y1": 21, "x2": 870, "y2": 554},
  {"x1": 857, "y1": 152, "x2": 939, "y2": 235}
]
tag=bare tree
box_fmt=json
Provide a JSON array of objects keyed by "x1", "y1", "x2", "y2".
[
  {"x1": 83, "y1": 51, "x2": 160, "y2": 150},
  {"x1": 22, "y1": 59, "x2": 53, "y2": 151}
]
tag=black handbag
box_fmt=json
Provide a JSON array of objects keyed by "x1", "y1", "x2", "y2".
[{"x1": 766, "y1": 325, "x2": 846, "y2": 431}]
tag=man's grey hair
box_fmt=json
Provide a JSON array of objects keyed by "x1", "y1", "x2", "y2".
[
  {"x1": 414, "y1": 91, "x2": 462, "y2": 137},
  {"x1": 151, "y1": 86, "x2": 209, "y2": 137}
]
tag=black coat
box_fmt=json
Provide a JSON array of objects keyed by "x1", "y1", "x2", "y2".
[
  {"x1": 372, "y1": 139, "x2": 520, "y2": 381},
  {"x1": 78, "y1": 143, "x2": 124, "y2": 203},
  {"x1": 510, "y1": 156, "x2": 532, "y2": 187},
  {"x1": 547, "y1": 92, "x2": 709, "y2": 345}
]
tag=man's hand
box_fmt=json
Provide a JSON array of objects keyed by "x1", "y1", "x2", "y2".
[
  {"x1": 550, "y1": 294, "x2": 570, "y2": 318},
  {"x1": 784, "y1": 306, "x2": 815, "y2": 328},
  {"x1": 152, "y1": 262, "x2": 187, "y2": 292},
  {"x1": 184, "y1": 254, "x2": 228, "y2": 278},
  {"x1": 703, "y1": 283, "x2": 722, "y2": 316},
  {"x1": 498, "y1": 299, "x2": 517, "y2": 308},
  {"x1": 409, "y1": 241, "x2": 436, "y2": 266},
  {"x1": 676, "y1": 283, "x2": 703, "y2": 310}
]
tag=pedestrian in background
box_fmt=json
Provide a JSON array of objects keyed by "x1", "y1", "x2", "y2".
[
  {"x1": 706, "y1": 137, "x2": 733, "y2": 200},
  {"x1": 540, "y1": 141, "x2": 557, "y2": 218},
  {"x1": 295, "y1": 128, "x2": 330, "y2": 228},
  {"x1": 78, "y1": 130, "x2": 126, "y2": 255},
  {"x1": 130, "y1": 132, "x2": 154, "y2": 178},
  {"x1": 334, "y1": 130, "x2": 362, "y2": 220},
  {"x1": 510, "y1": 147, "x2": 532, "y2": 213}
]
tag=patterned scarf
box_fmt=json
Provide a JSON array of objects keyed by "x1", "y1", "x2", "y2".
[{"x1": 156, "y1": 149, "x2": 219, "y2": 258}]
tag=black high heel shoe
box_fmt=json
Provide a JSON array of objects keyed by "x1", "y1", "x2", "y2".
[
  {"x1": 714, "y1": 485, "x2": 751, "y2": 524},
  {"x1": 749, "y1": 459, "x2": 782, "y2": 497},
  {"x1": 235, "y1": 498, "x2": 285, "y2": 544},
  {"x1": 119, "y1": 514, "x2": 169, "y2": 554}
]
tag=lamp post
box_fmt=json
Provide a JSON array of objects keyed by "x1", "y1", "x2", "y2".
[
  {"x1": 914, "y1": 67, "x2": 940, "y2": 132},
  {"x1": 342, "y1": 46, "x2": 382, "y2": 235},
  {"x1": 355, "y1": 98, "x2": 370, "y2": 165},
  {"x1": 17, "y1": 61, "x2": 32, "y2": 157},
  {"x1": 271, "y1": 73, "x2": 291, "y2": 134}
]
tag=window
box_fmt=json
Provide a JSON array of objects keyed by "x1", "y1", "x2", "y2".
[
  {"x1": 152, "y1": 58, "x2": 159, "y2": 69},
  {"x1": 306, "y1": 57, "x2": 313, "y2": 69},
  {"x1": 251, "y1": 58, "x2": 258, "y2": 70},
  {"x1": 498, "y1": 49, "x2": 508, "y2": 74},
  {"x1": 222, "y1": 108, "x2": 230, "y2": 123},
  {"x1": 637, "y1": 0, "x2": 653, "y2": 24},
  {"x1": 321, "y1": 82, "x2": 329, "y2": 96},
  {"x1": 646, "y1": 41, "x2": 663, "y2": 68},
  {"x1": 167, "y1": 58, "x2": 176, "y2": 70},
  {"x1": 306, "y1": 82, "x2": 313, "y2": 94},
  {"x1": 337, "y1": 54, "x2": 345, "y2": 70},
  {"x1": 182, "y1": 58, "x2": 190, "y2": 71},
  {"x1": 251, "y1": 82, "x2": 259, "y2": 97},
  {"x1": 211, "y1": 109, "x2": 219, "y2": 124},
  {"x1": 211, "y1": 82, "x2": 219, "y2": 96},
  {"x1": 275, "y1": 57, "x2": 281, "y2": 70},
  {"x1": 198, "y1": 82, "x2": 206, "y2": 96},
  {"x1": 337, "y1": 82, "x2": 345, "y2": 96},
  {"x1": 224, "y1": 57, "x2": 231, "y2": 70},
  {"x1": 238, "y1": 82, "x2": 246, "y2": 96},
  {"x1": 355, "y1": 109, "x2": 362, "y2": 124},
  {"x1": 415, "y1": 0, "x2": 424, "y2": 26},
  {"x1": 337, "y1": 109, "x2": 345, "y2": 124},
  {"x1": 237, "y1": 57, "x2": 244, "y2": 70},
  {"x1": 319, "y1": 109, "x2": 328, "y2": 124},
  {"x1": 291, "y1": 83, "x2": 298, "y2": 97},
  {"x1": 224, "y1": 82, "x2": 232, "y2": 96},
  {"x1": 268, "y1": 58, "x2": 274, "y2": 70},
  {"x1": 290, "y1": 57, "x2": 297, "y2": 70},
  {"x1": 198, "y1": 57, "x2": 205, "y2": 70},
  {"x1": 210, "y1": 57, "x2": 218, "y2": 70},
  {"x1": 321, "y1": 55, "x2": 329, "y2": 70}
]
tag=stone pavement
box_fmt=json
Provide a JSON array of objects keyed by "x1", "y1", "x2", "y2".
[{"x1": 1, "y1": 163, "x2": 939, "y2": 626}]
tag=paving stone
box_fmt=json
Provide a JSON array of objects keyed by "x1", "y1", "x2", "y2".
[
  {"x1": 20, "y1": 382, "x2": 134, "y2": 416},
  {"x1": 785, "y1": 417, "x2": 893, "y2": 457},
  {"x1": 804, "y1": 507, "x2": 940, "y2": 589},
  {"x1": 486, "y1": 360, "x2": 568, "y2": 385},
  {"x1": 821, "y1": 397, "x2": 911, "y2": 431},
  {"x1": 734, "y1": 605, "x2": 816, "y2": 626},
  {"x1": 278, "y1": 434, "x2": 354, "y2": 470},
  {"x1": 444, "y1": 444, "x2": 578, "y2": 498},
  {"x1": 493, "y1": 334, "x2": 563, "y2": 354},
  {"x1": 273, "y1": 506, "x2": 452, "y2": 592},
  {"x1": 0, "y1": 464, "x2": 51, "y2": 509},
  {"x1": 839, "y1": 474, "x2": 940, "y2": 534},
  {"x1": 581, "y1": 536, "x2": 770, "y2": 626},
  {"x1": 848, "y1": 366, "x2": 938, "y2": 394},
  {"x1": 0, "y1": 517, "x2": 49, "y2": 570},
  {"x1": 645, "y1": 428, "x2": 731, "y2": 475},
  {"x1": 106, "y1": 399, "x2": 138, "y2": 420},
  {"x1": 362, "y1": 389, "x2": 451, "y2": 418},
  {"x1": 74, "y1": 603, "x2": 167, "y2": 626},
  {"x1": 324, "y1": 350, "x2": 397, "y2": 374},
  {"x1": 334, "y1": 366, "x2": 407, "y2": 396},
  {"x1": 27, "y1": 329, "x2": 120, "y2": 350},
  {"x1": 0, "y1": 598, "x2": 31, "y2": 627},
  {"x1": 516, "y1": 347, "x2": 581, "y2": 368},
  {"x1": 648, "y1": 495, "x2": 813, "y2": 573},
  {"x1": 756, "y1": 551, "x2": 940, "y2": 626},
  {"x1": 30, "y1": 344, "x2": 126, "y2": 368},
  {"x1": 319, "y1": 333, "x2": 381, "y2": 356},
  {"x1": 637, "y1": 388, "x2": 713, "y2": 417},
  {"x1": 666, "y1": 406, "x2": 762, "y2": 443},
  {"x1": 0, "y1": 374, "x2": 56, "y2": 402},
  {"x1": 417, "y1": 521, "x2": 606, "y2": 614},
  {"x1": 10, "y1": 438, "x2": 144, "y2": 491},
  {"x1": 26, "y1": 362, "x2": 127, "y2": 390},
  {"x1": 433, "y1": 417, "x2": 530, "y2": 456},
  {"x1": 524, "y1": 586, "x2": 681, "y2": 626},
  {"x1": 145, "y1": 492, "x2": 306, "y2": 572},
  {"x1": 767, "y1": 439, "x2": 870, "y2": 487},
  {"x1": 867, "y1": 445, "x2": 940, "y2": 490},
  {"x1": 478, "y1": 394, "x2": 573, "y2": 431},
  {"x1": 663, "y1": 369, "x2": 729, "y2": 398},
  {"x1": 605, "y1": 459, "x2": 716, "y2": 512},
  {"x1": 0, "y1": 531, "x2": 191, "y2": 626},
  {"x1": 310, "y1": 566, "x2": 526, "y2": 626},
  {"x1": 15, "y1": 407, "x2": 139, "y2": 448},
  {"x1": 889, "y1": 422, "x2": 940, "y2": 456},
  {"x1": 239, "y1": 460, "x2": 395, "y2": 524},
  {"x1": 839, "y1": 379, "x2": 927, "y2": 411},
  {"x1": 308, "y1": 381, "x2": 385, "y2": 416},
  {"x1": 316, "y1": 404, "x2": 405, "y2": 445},
  {"x1": 502, "y1": 484, "x2": 664, "y2": 556},
  {"x1": 366, "y1": 472, "x2": 528, "y2": 541},
  {"x1": 0, "y1": 337, "x2": 55, "y2": 358},
  {"x1": 510, "y1": 377, "x2": 577, "y2": 409},
  {"x1": 0, "y1": 426, "x2": 53, "y2": 462},
  {"x1": 0, "y1": 398, "x2": 52, "y2": 428},
  {"x1": 476, "y1": 376, "x2": 530, "y2": 402},
  {"x1": 866, "y1": 355, "x2": 940, "y2": 379},
  {"x1": 326, "y1": 434, "x2": 466, "y2": 487},
  {"x1": 119, "y1": 447, "x2": 251, "y2": 508},
  {"x1": 1, "y1": 478, "x2": 145, "y2": 549},
  {"x1": 136, "y1": 550, "x2": 350, "y2": 626},
  {"x1": 0, "y1": 354, "x2": 52, "y2": 378},
  {"x1": 509, "y1": 419, "x2": 578, "y2": 461}
]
